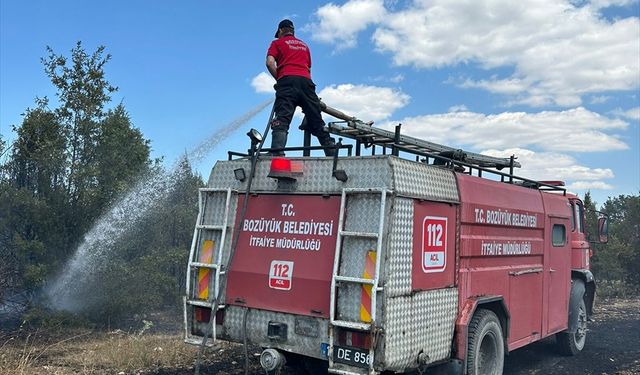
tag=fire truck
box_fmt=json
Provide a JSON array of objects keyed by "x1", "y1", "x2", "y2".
[{"x1": 183, "y1": 104, "x2": 609, "y2": 375}]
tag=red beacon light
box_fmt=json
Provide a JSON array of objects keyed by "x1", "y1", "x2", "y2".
[{"x1": 268, "y1": 157, "x2": 303, "y2": 181}]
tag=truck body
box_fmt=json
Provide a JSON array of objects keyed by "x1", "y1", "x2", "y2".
[{"x1": 184, "y1": 116, "x2": 603, "y2": 375}]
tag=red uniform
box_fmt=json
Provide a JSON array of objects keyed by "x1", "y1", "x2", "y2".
[
  {"x1": 266, "y1": 33, "x2": 335, "y2": 156},
  {"x1": 267, "y1": 36, "x2": 312, "y2": 80}
]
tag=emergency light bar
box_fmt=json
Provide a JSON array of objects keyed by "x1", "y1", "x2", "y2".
[{"x1": 268, "y1": 157, "x2": 303, "y2": 181}]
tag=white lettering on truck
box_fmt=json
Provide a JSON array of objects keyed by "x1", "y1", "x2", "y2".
[
  {"x1": 480, "y1": 241, "x2": 532, "y2": 256},
  {"x1": 474, "y1": 208, "x2": 537, "y2": 228},
  {"x1": 242, "y1": 202, "x2": 335, "y2": 252},
  {"x1": 242, "y1": 218, "x2": 334, "y2": 236}
]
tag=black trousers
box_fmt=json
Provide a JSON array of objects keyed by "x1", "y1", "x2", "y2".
[{"x1": 270, "y1": 76, "x2": 334, "y2": 155}]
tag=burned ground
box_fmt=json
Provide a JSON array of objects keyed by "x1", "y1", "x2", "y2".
[
  {"x1": 168, "y1": 297, "x2": 640, "y2": 375},
  {"x1": 1, "y1": 297, "x2": 638, "y2": 375},
  {"x1": 503, "y1": 297, "x2": 640, "y2": 375}
]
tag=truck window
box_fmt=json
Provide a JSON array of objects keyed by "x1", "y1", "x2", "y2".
[
  {"x1": 573, "y1": 202, "x2": 584, "y2": 233},
  {"x1": 570, "y1": 202, "x2": 576, "y2": 231},
  {"x1": 552, "y1": 224, "x2": 566, "y2": 246}
]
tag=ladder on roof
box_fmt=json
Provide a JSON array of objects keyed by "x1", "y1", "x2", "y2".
[
  {"x1": 326, "y1": 119, "x2": 521, "y2": 170},
  {"x1": 183, "y1": 188, "x2": 234, "y2": 347},
  {"x1": 328, "y1": 188, "x2": 389, "y2": 375}
]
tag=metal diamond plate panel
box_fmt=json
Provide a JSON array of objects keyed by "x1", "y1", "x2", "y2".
[
  {"x1": 389, "y1": 158, "x2": 459, "y2": 202},
  {"x1": 201, "y1": 190, "x2": 228, "y2": 226},
  {"x1": 383, "y1": 197, "x2": 413, "y2": 297},
  {"x1": 207, "y1": 157, "x2": 392, "y2": 193},
  {"x1": 206, "y1": 156, "x2": 459, "y2": 203},
  {"x1": 343, "y1": 194, "x2": 381, "y2": 233},
  {"x1": 221, "y1": 306, "x2": 329, "y2": 360},
  {"x1": 382, "y1": 288, "x2": 458, "y2": 371}
]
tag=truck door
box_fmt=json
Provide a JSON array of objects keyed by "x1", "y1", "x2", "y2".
[{"x1": 546, "y1": 217, "x2": 571, "y2": 334}]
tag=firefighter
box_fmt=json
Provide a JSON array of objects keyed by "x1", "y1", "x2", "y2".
[{"x1": 266, "y1": 19, "x2": 336, "y2": 156}]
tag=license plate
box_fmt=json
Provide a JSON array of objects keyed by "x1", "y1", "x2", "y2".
[{"x1": 332, "y1": 345, "x2": 371, "y2": 368}]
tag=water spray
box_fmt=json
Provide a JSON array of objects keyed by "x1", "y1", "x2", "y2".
[
  {"x1": 45, "y1": 99, "x2": 274, "y2": 311},
  {"x1": 194, "y1": 102, "x2": 276, "y2": 375}
]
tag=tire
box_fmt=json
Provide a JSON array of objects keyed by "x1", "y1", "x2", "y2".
[
  {"x1": 556, "y1": 298, "x2": 588, "y2": 356},
  {"x1": 466, "y1": 309, "x2": 505, "y2": 375}
]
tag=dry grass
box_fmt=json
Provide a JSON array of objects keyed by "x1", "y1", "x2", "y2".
[
  {"x1": 68, "y1": 333, "x2": 198, "y2": 372},
  {"x1": 0, "y1": 329, "x2": 201, "y2": 375}
]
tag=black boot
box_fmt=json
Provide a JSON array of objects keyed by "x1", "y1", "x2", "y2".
[
  {"x1": 298, "y1": 116, "x2": 309, "y2": 131},
  {"x1": 270, "y1": 130, "x2": 288, "y2": 156},
  {"x1": 319, "y1": 136, "x2": 337, "y2": 157}
]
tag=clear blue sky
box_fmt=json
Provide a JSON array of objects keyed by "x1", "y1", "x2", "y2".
[{"x1": 1, "y1": 0, "x2": 639, "y2": 206}]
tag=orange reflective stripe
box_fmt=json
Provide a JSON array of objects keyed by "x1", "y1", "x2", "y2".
[
  {"x1": 360, "y1": 250, "x2": 376, "y2": 322},
  {"x1": 197, "y1": 240, "x2": 215, "y2": 300}
]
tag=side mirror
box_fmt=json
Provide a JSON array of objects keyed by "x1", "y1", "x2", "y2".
[{"x1": 597, "y1": 216, "x2": 608, "y2": 244}]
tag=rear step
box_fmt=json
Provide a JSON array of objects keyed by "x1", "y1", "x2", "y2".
[
  {"x1": 328, "y1": 367, "x2": 370, "y2": 375},
  {"x1": 331, "y1": 320, "x2": 371, "y2": 331},
  {"x1": 334, "y1": 275, "x2": 375, "y2": 285}
]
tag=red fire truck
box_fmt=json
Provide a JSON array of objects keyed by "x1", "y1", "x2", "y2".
[{"x1": 183, "y1": 104, "x2": 608, "y2": 375}]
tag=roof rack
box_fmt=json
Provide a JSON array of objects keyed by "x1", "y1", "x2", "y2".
[
  {"x1": 225, "y1": 102, "x2": 564, "y2": 194},
  {"x1": 317, "y1": 103, "x2": 565, "y2": 195},
  {"x1": 319, "y1": 102, "x2": 519, "y2": 170},
  {"x1": 326, "y1": 120, "x2": 520, "y2": 170}
]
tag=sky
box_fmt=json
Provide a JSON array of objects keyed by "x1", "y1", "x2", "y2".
[{"x1": 1, "y1": 0, "x2": 639, "y2": 206}]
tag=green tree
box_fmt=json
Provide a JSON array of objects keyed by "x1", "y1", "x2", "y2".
[
  {"x1": 38, "y1": 42, "x2": 152, "y2": 259},
  {"x1": 0, "y1": 139, "x2": 17, "y2": 295},
  {"x1": 42, "y1": 41, "x2": 117, "y2": 207},
  {"x1": 1, "y1": 99, "x2": 68, "y2": 289},
  {"x1": 8, "y1": 98, "x2": 66, "y2": 197},
  {"x1": 601, "y1": 194, "x2": 640, "y2": 287},
  {"x1": 0, "y1": 133, "x2": 6, "y2": 162},
  {"x1": 582, "y1": 192, "x2": 599, "y2": 242},
  {"x1": 1, "y1": 42, "x2": 152, "y2": 294},
  {"x1": 585, "y1": 192, "x2": 623, "y2": 282},
  {"x1": 93, "y1": 104, "x2": 151, "y2": 211},
  {"x1": 2, "y1": 42, "x2": 205, "y2": 326}
]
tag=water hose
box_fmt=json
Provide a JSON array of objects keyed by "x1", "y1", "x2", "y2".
[{"x1": 194, "y1": 104, "x2": 275, "y2": 375}]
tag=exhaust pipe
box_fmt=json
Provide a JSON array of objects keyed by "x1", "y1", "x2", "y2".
[{"x1": 260, "y1": 348, "x2": 286, "y2": 373}]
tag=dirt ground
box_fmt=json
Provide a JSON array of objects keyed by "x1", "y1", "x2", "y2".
[
  {"x1": 1, "y1": 297, "x2": 638, "y2": 375},
  {"x1": 156, "y1": 297, "x2": 640, "y2": 375},
  {"x1": 170, "y1": 297, "x2": 640, "y2": 375},
  {"x1": 503, "y1": 297, "x2": 640, "y2": 375}
]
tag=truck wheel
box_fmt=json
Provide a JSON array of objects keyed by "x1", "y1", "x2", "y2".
[
  {"x1": 556, "y1": 298, "x2": 587, "y2": 356},
  {"x1": 466, "y1": 309, "x2": 504, "y2": 375}
]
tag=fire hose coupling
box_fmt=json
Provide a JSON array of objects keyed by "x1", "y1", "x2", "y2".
[{"x1": 260, "y1": 348, "x2": 286, "y2": 372}]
